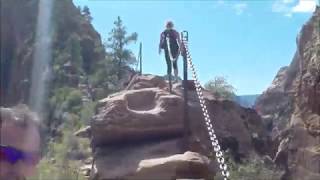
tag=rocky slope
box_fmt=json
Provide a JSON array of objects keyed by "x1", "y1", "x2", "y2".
[
  {"x1": 81, "y1": 74, "x2": 270, "y2": 179},
  {"x1": 256, "y1": 7, "x2": 320, "y2": 180}
]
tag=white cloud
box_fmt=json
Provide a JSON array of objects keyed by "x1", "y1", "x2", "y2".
[
  {"x1": 292, "y1": 0, "x2": 317, "y2": 12},
  {"x1": 272, "y1": 0, "x2": 293, "y2": 13},
  {"x1": 272, "y1": 0, "x2": 316, "y2": 17},
  {"x1": 233, "y1": 3, "x2": 248, "y2": 15}
]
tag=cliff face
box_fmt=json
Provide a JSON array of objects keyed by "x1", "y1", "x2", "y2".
[
  {"x1": 1, "y1": 0, "x2": 38, "y2": 105},
  {"x1": 256, "y1": 7, "x2": 320, "y2": 180},
  {"x1": 0, "y1": 0, "x2": 105, "y2": 106}
]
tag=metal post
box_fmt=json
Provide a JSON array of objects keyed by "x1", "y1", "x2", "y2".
[
  {"x1": 181, "y1": 31, "x2": 189, "y2": 151},
  {"x1": 139, "y1": 42, "x2": 142, "y2": 75}
]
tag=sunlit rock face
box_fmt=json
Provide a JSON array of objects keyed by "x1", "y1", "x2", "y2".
[
  {"x1": 256, "y1": 7, "x2": 320, "y2": 180},
  {"x1": 91, "y1": 87, "x2": 185, "y2": 146},
  {"x1": 90, "y1": 74, "x2": 268, "y2": 179}
]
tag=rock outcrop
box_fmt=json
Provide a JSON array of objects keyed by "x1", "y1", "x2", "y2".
[
  {"x1": 88, "y1": 74, "x2": 269, "y2": 179},
  {"x1": 133, "y1": 151, "x2": 210, "y2": 180},
  {"x1": 91, "y1": 87, "x2": 184, "y2": 146},
  {"x1": 256, "y1": 7, "x2": 320, "y2": 180}
]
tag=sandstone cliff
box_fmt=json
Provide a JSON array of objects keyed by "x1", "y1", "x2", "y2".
[{"x1": 256, "y1": 7, "x2": 320, "y2": 180}]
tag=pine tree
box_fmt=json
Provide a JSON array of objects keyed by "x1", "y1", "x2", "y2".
[
  {"x1": 69, "y1": 34, "x2": 82, "y2": 72},
  {"x1": 77, "y1": 6, "x2": 82, "y2": 13},
  {"x1": 106, "y1": 16, "x2": 138, "y2": 79},
  {"x1": 82, "y1": 5, "x2": 92, "y2": 22}
]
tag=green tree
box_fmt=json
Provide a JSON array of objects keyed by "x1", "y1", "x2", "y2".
[
  {"x1": 76, "y1": 6, "x2": 82, "y2": 13},
  {"x1": 204, "y1": 76, "x2": 236, "y2": 100},
  {"x1": 67, "y1": 34, "x2": 83, "y2": 72},
  {"x1": 106, "y1": 16, "x2": 138, "y2": 79},
  {"x1": 82, "y1": 5, "x2": 92, "y2": 22}
]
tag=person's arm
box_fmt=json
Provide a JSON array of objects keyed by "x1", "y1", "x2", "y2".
[
  {"x1": 159, "y1": 32, "x2": 163, "y2": 54},
  {"x1": 176, "y1": 30, "x2": 182, "y2": 55}
]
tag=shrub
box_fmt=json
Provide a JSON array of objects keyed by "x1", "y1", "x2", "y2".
[
  {"x1": 204, "y1": 76, "x2": 236, "y2": 100},
  {"x1": 28, "y1": 158, "x2": 86, "y2": 180},
  {"x1": 213, "y1": 154, "x2": 283, "y2": 180}
]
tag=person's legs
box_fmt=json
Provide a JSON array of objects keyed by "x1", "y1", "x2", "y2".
[
  {"x1": 165, "y1": 50, "x2": 172, "y2": 93},
  {"x1": 171, "y1": 44, "x2": 179, "y2": 82},
  {"x1": 165, "y1": 49, "x2": 172, "y2": 75},
  {"x1": 173, "y1": 59, "x2": 178, "y2": 81}
]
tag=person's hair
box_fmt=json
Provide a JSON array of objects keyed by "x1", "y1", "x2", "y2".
[
  {"x1": 165, "y1": 20, "x2": 174, "y2": 29},
  {"x1": 0, "y1": 104, "x2": 40, "y2": 129}
]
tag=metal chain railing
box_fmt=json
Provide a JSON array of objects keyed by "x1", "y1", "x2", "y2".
[{"x1": 181, "y1": 35, "x2": 230, "y2": 180}]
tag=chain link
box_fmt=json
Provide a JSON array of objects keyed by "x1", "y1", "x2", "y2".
[{"x1": 182, "y1": 39, "x2": 230, "y2": 180}]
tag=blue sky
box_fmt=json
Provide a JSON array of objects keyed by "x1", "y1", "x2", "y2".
[{"x1": 73, "y1": 0, "x2": 317, "y2": 95}]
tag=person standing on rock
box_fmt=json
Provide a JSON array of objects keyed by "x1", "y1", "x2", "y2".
[{"x1": 159, "y1": 20, "x2": 181, "y2": 93}]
